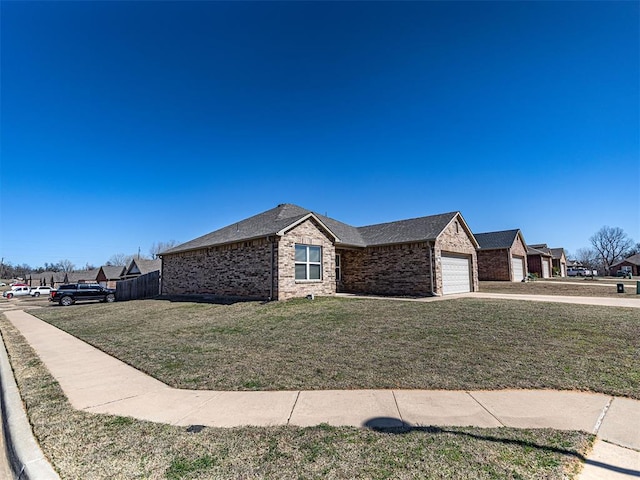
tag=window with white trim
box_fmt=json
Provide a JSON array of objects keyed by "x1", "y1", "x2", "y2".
[{"x1": 295, "y1": 244, "x2": 322, "y2": 280}]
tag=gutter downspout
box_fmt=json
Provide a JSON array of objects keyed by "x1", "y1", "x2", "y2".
[
  {"x1": 159, "y1": 255, "x2": 164, "y2": 296},
  {"x1": 269, "y1": 237, "x2": 274, "y2": 301},
  {"x1": 429, "y1": 242, "x2": 435, "y2": 296}
]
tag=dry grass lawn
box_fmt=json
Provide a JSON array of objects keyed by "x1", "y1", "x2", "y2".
[
  {"x1": 31, "y1": 296, "x2": 640, "y2": 398},
  {"x1": 0, "y1": 315, "x2": 594, "y2": 479}
]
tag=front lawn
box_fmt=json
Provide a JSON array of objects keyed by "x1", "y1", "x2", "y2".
[
  {"x1": 31, "y1": 297, "x2": 640, "y2": 398},
  {"x1": 0, "y1": 316, "x2": 593, "y2": 479}
]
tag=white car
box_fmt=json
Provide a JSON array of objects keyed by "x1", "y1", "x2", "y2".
[
  {"x1": 3, "y1": 286, "x2": 31, "y2": 299},
  {"x1": 30, "y1": 286, "x2": 52, "y2": 297}
]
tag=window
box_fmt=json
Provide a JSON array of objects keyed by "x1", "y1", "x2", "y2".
[
  {"x1": 295, "y1": 244, "x2": 322, "y2": 280},
  {"x1": 335, "y1": 253, "x2": 341, "y2": 281}
]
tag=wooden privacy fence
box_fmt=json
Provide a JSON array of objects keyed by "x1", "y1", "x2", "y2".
[{"x1": 116, "y1": 270, "x2": 160, "y2": 301}]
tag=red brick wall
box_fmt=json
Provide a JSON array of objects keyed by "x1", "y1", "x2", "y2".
[
  {"x1": 477, "y1": 249, "x2": 511, "y2": 281},
  {"x1": 339, "y1": 242, "x2": 433, "y2": 296}
]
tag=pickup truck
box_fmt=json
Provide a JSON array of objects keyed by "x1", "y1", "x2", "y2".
[
  {"x1": 2, "y1": 286, "x2": 31, "y2": 299},
  {"x1": 50, "y1": 283, "x2": 116, "y2": 306}
]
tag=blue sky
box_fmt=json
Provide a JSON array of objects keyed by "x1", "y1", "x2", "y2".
[{"x1": 1, "y1": 1, "x2": 638, "y2": 269}]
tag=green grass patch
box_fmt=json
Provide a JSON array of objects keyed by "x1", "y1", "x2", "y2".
[{"x1": 166, "y1": 454, "x2": 217, "y2": 479}]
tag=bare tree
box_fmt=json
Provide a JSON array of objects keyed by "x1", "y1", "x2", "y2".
[
  {"x1": 589, "y1": 226, "x2": 633, "y2": 275},
  {"x1": 58, "y1": 259, "x2": 75, "y2": 272},
  {"x1": 150, "y1": 240, "x2": 179, "y2": 259},
  {"x1": 574, "y1": 247, "x2": 599, "y2": 270},
  {"x1": 107, "y1": 253, "x2": 134, "y2": 266},
  {"x1": 625, "y1": 242, "x2": 640, "y2": 257}
]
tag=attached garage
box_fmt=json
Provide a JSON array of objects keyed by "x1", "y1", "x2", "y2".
[
  {"x1": 511, "y1": 256, "x2": 525, "y2": 282},
  {"x1": 442, "y1": 254, "x2": 472, "y2": 294},
  {"x1": 542, "y1": 259, "x2": 550, "y2": 278},
  {"x1": 527, "y1": 246, "x2": 553, "y2": 280},
  {"x1": 475, "y1": 229, "x2": 529, "y2": 282}
]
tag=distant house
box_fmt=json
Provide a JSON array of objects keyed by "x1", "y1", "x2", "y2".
[
  {"x1": 160, "y1": 203, "x2": 480, "y2": 300},
  {"x1": 66, "y1": 269, "x2": 101, "y2": 284},
  {"x1": 529, "y1": 244, "x2": 567, "y2": 277},
  {"x1": 609, "y1": 254, "x2": 640, "y2": 276},
  {"x1": 27, "y1": 271, "x2": 66, "y2": 288},
  {"x1": 527, "y1": 247, "x2": 553, "y2": 279},
  {"x1": 121, "y1": 258, "x2": 162, "y2": 280},
  {"x1": 475, "y1": 229, "x2": 528, "y2": 282},
  {"x1": 97, "y1": 265, "x2": 126, "y2": 288}
]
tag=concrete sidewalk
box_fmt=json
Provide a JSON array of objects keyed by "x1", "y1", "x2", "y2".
[
  {"x1": 3, "y1": 309, "x2": 639, "y2": 479},
  {"x1": 337, "y1": 291, "x2": 640, "y2": 308}
]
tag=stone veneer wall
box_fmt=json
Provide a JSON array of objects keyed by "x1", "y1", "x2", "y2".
[
  {"x1": 339, "y1": 243, "x2": 433, "y2": 296},
  {"x1": 433, "y1": 216, "x2": 479, "y2": 294},
  {"x1": 510, "y1": 234, "x2": 528, "y2": 280},
  {"x1": 161, "y1": 238, "x2": 273, "y2": 299},
  {"x1": 477, "y1": 249, "x2": 511, "y2": 281},
  {"x1": 276, "y1": 218, "x2": 336, "y2": 300}
]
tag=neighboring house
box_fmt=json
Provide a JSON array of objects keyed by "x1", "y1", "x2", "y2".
[
  {"x1": 609, "y1": 254, "x2": 640, "y2": 276},
  {"x1": 66, "y1": 269, "x2": 101, "y2": 284},
  {"x1": 530, "y1": 244, "x2": 567, "y2": 277},
  {"x1": 527, "y1": 247, "x2": 553, "y2": 278},
  {"x1": 97, "y1": 265, "x2": 126, "y2": 288},
  {"x1": 121, "y1": 258, "x2": 162, "y2": 280},
  {"x1": 475, "y1": 229, "x2": 528, "y2": 282},
  {"x1": 26, "y1": 271, "x2": 66, "y2": 288},
  {"x1": 160, "y1": 203, "x2": 479, "y2": 300}
]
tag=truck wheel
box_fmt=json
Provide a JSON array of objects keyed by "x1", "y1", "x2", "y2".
[
  {"x1": 59, "y1": 296, "x2": 73, "y2": 306},
  {"x1": 105, "y1": 294, "x2": 115, "y2": 303},
  {"x1": 6, "y1": 293, "x2": 13, "y2": 299},
  {"x1": 34, "y1": 292, "x2": 40, "y2": 297}
]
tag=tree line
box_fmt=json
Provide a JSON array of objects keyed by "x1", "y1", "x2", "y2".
[{"x1": 0, "y1": 240, "x2": 178, "y2": 280}]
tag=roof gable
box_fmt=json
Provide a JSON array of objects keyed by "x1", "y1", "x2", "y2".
[
  {"x1": 527, "y1": 246, "x2": 552, "y2": 257},
  {"x1": 162, "y1": 204, "x2": 347, "y2": 255},
  {"x1": 357, "y1": 212, "x2": 466, "y2": 246},
  {"x1": 475, "y1": 229, "x2": 522, "y2": 250},
  {"x1": 612, "y1": 253, "x2": 640, "y2": 267},
  {"x1": 126, "y1": 258, "x2": 162, "y2": 275},
  {"x1": 99, "y1": 265, "x2": 125, "y2": 279}
]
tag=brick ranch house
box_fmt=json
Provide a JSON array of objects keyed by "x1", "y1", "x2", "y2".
[
  {"x1": 475, "y1": 229, "x2": 528, "y2": 282},
  {"x1": 609, "y1": 253, "x2": 640, "y2": 276},
  {"x1": 160, "y1": 203, "x2": 479, "y2": 300},
  {"x1": 527, "y1": 246, "x2": 553, "y2": 278},
  {"x1": 529, "y1": 244, "x2": 567, "y2": 277}
]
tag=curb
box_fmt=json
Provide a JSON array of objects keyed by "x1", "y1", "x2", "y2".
[{"x1": 0, "y1": 332, "x2": 60, "y2": 480}]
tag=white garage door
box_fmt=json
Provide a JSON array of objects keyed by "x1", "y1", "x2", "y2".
[
  {"x1": 542, "y1": 260, "x2": 550, "y2": 278},
  {"x1": 511, "y1": 256, "x2": 525, "y2": 282},
  {"x1": 442, "y1": 255, "x2": 471, "y2": 294}
]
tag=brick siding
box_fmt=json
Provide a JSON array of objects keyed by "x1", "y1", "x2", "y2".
[
  {"x1": 162, "y1": 238, "x2": 273, "y2": 299},
  {"x1": 276, "y1": 218, "x2": 336, "y2": 300},
  {"x1": 433, "y1": 217, "x2": 478, "y2": 294},
  {"x1": 477, "y1": 249, "x2": 511, "y2": 281},
  {"x1": 339, "y1": 243, "x2": 433, "y2": 296}
]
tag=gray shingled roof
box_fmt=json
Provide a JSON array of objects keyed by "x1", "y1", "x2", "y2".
[
  {"x1": 162, "y1": 204, "x2": 463, "y2": 255},
  {"x1": 549, "y1": 248, "x2": 565, "y2": 260},
  {"x1": 357, "y1": 212, "x2": 459, "y2": 246},
  {"x1": 611, "y1": 253, "x2": 640, "y2": 267},
  {"x1": 100, "y1": 265, "x2": 125, "y2": 279},
  {"x1": 66, "y1": 269, "x2": 100, "y2": 282},
  {"x1": 527, "y1": 246, "x2": 552, "y2": 257},
  {"x1": 475, "y1": 229, "x2": 520, "y2": 250},
  {"x1": 126, "y1": 258, "x2": 162, "y2": 275}
]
